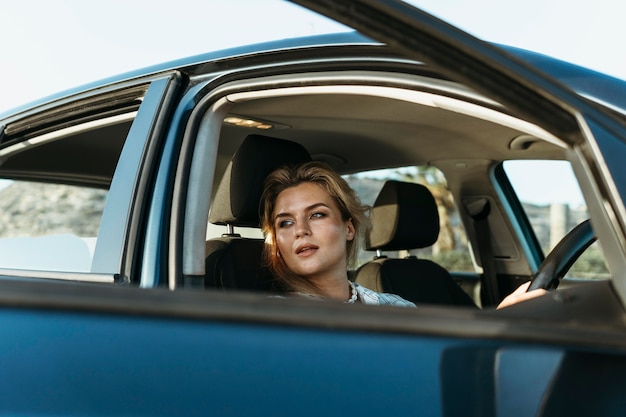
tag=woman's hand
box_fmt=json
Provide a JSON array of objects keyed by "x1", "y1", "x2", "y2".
[{"x1": 496, "y1": 281, "x2": 547, "y2": 309}]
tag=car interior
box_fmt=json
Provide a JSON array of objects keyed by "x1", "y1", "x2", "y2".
[
  {"x1": 0, "y1": 65, "x2": 609, "y2": 310},
  {"x1": 186, "y1": 69, "x2": 597, "y2": 309}
]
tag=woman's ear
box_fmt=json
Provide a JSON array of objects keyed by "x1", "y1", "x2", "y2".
[{"x1": 346, "y1": 219, "x2": 356, "y2": 241}]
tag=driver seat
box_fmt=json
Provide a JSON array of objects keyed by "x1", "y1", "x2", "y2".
[{"x1": 354, "y1": 180, "x2": 477, "y2": 307}]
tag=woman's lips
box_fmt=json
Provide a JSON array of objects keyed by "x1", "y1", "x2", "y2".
[{"x1": 296, "y1": 244, "x2": 319, "y2": 256}]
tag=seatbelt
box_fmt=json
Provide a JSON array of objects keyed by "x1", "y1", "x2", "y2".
[{"x1": 467, "y1": 198, "x2": 500, "y2": 307}]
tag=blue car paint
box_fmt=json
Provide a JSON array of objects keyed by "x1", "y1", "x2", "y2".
[
  {"x1": 0, "y1": 305, "x2": 574, "y2": 417},
  {"x1": 0, "y1": 306, "x2": 438, "y2": 416},
  {"x1": 498, "y1": 44, "x2": 626, "y2": 112}
]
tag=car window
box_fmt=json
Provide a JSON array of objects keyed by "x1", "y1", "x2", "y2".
[
  {"x1": 0, "y1": 179, "x2": 107, "y2": 272},
  {"x1": 0, "y1": 82, "x2": 152, "y2": 277},
  {"x1": 503, "y1": 160, "x2": 609, "y2": 280},
  {"x1": 344, "y1": 166, "x2": 474, "y2": 272}
]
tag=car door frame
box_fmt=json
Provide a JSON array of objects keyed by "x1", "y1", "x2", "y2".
[{"x1": 91, "y1": 72, "x2": 182, "y2": 284}]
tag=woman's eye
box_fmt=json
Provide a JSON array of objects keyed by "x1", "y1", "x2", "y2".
[
  {"x1": 311, "y1": 212, "x2": 326, "y2": 219},
  {"x1": 278, "y1": 219, "x2": 293, "y2": 228}
]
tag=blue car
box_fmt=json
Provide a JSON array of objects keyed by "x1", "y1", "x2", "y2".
[{"x1": 0, "y1": 1, "x2": 625, "y2": 415}]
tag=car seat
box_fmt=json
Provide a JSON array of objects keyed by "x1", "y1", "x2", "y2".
[
  {"x1": 354, "y1": 180, "x2": 477, "y2": 307},
  {"x1": 205, "y1": 134, "x2": 311, "y2": 290}
]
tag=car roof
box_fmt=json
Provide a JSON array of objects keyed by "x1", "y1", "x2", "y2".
[
  {"x1": 0, "y1": 33, "x2": 571, "y2": 186},
  {"x1": 0, "y1": 32, "x2": 375, "y2": 120},
  {"x1": 3, "y1": 30, "x2": 623, "y2": 122}
]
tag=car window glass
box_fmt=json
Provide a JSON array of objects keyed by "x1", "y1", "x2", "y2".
[
  {"x1": 0, "y1": 179, "x2": 107, "y2": 272},
  {"x1": 503, "y1": 160, "x2": 609, "y2": 280},
  {"x1": 344, "y1": 166, "x2": 474, "y2": 272},
  {"x1": 0, "y1": 85, "x2": 144, "y2": 276}
]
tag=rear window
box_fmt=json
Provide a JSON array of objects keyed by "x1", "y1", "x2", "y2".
[{"x1": 0, "y1": 179, "x2": 107, "y2": 272}]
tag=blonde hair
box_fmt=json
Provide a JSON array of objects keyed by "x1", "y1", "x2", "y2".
[{"x1": 260, "y1": 161, "x2": 369, "y2": 294}]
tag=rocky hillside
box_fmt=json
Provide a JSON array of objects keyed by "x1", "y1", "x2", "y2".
[{"x1": 0, "y1": 181, "x2": 107, "y2": 238}]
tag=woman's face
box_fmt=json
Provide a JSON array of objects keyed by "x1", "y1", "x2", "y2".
[{"x1": 272, "y1": 182, "x2": 355, "y2": 283}]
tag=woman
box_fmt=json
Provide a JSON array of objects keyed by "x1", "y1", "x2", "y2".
[{"x1": 260, "y1": 161, "x2": 544, "y2": 308}]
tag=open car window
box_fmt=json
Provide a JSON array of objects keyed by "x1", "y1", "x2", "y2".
[{"x1": 184, "y1": 65, "x2": 577, "y2": 310}]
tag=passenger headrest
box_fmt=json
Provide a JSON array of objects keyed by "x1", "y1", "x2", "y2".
[
  {"x1": 208, "y1": 134, "x2": 311, "y2": 227},
  {"x1": 366, "y1": 180, "x2": 440, "y2": 251}
]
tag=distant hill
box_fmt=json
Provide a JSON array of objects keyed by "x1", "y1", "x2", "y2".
[{"x1": 0, "y1": 181, "x2": 107, "y2": 238}]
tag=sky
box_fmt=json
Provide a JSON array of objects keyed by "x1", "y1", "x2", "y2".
[
  {"x1": 1, "y1": 0, "x2": 624, "y2": 115},
  {"x1": 1, "y1": 0, "x2": 624, "y2": 206},
  {"x1": 0, "y1": 0, "x2": 345, "y2": 113}
]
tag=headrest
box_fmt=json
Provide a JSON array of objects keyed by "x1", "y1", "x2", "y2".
[
  {"x1": 208, "y1": 134, "x2": 311, "y2": 227},
  {"x1": 366, "y1": 180, "x2": 440, "y2": 251}
]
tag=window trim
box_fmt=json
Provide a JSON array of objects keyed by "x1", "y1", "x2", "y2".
[{"x1": 91, "y1": 73, "x2": 181, "y2": 281}]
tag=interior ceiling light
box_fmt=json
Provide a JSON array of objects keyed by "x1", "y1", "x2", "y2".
[{"x1": 223, "y1": 115, "x2": 288, "y2": 130}]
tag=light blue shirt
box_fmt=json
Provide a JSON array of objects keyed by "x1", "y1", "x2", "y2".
[
  {"x1": 354, "y1": 282, "x2": 416, "y2": 307},
  {"x1": 280, "y1": 282, "x2": 416, "y2": 307}
]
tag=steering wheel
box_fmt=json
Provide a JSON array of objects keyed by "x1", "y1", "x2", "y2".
[{"x1": 527, "y1": 219, "x2": 596, "y2": 291}]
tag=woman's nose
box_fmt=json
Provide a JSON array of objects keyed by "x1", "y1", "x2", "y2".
[{"x1": 295, "y1": 221, "x2": 311, "y2": 237}]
